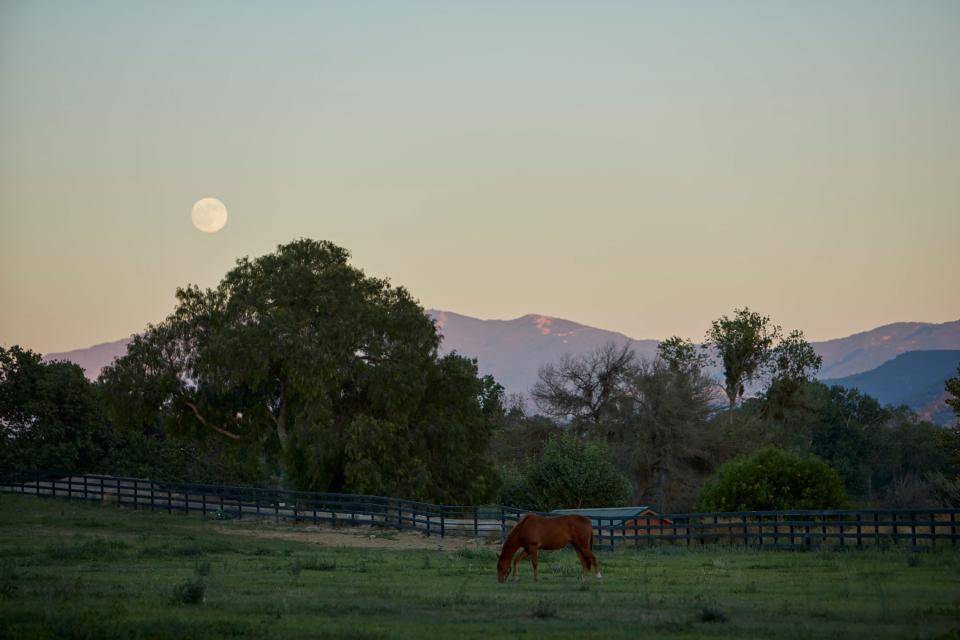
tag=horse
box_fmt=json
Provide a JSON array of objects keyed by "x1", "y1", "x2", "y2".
[{"x1": 496, "y1": 513, "x2": 601, "y2": 582}]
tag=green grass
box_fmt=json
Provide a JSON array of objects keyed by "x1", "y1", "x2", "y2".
[{"x1": 1, "y1": 494, "x2": 959, "y2": 639}]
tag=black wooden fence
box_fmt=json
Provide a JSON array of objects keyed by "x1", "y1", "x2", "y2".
[{"x1": 3, "y1": 470, "x2": 959, "y2": 550}]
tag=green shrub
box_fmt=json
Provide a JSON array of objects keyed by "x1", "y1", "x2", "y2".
[
  {"x1": 501, "y1": 433, "x2": 630, "y2": 511},
  {"x1": 291, "y1": 558, "x2": 337, "y2": 573},
  {"x1": 172, "y1": 578, "x2": 206, "y2": 605},
  {"x1": 497, "y1": 466, "x2": 533, "y2": 509},
  {"x1": 531, "y1": 599, "x2": 557, "y2": 619},
  {"x1": 700, "y1": 607, "x2": 728, "y2": 623},
  {"x1": 696, "y1": 447, "x2": 848, "y2": 511}
]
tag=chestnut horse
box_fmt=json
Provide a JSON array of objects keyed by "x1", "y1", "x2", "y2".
[{"x1": 496, "y1": 514, "x2": 601, "y2": 582}]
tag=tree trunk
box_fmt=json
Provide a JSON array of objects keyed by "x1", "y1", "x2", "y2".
[{"x1": 273, "y1": 380, "x2": 289, "y2": 448}]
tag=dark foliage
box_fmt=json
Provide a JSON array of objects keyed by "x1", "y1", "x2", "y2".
[{"x1": 697, "y1": 446, "x2": 849, "y2": 511}]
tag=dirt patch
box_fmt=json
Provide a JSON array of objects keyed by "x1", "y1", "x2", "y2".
[{"x1": 215, "y1": 521, "x2": 500, "y2": 551}]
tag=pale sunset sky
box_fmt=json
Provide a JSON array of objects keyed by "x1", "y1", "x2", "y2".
[{"x1": 1, "y1": 1, "x2": 958, "y2": 354}]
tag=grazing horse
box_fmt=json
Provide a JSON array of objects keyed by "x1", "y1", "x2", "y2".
[{"x1": 496, "y1": 514, "x2": 601, "y2": 582}]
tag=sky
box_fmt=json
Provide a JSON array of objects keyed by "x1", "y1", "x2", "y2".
[{"x1": 1, "y1": 1, "x2": 958, "y2": 354}]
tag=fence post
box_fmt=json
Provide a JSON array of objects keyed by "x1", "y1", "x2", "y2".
[
  {"x1": 931, "y1": 512, "x2": 937, "y2": 548},
  {"x1": 500, "y1": 507, "x2": 505, "y2": 540},
  {"x1": 440, "y1": 504, "x2": 446, "y2": 538},
  {"x1": 856, "y1": 513, "x2": 862, "y2": 547},
  {"x1": 474, "y1": 506, "x2": 479, "y2": 538},
  {"x1": 202, "y1": 491, "x2": 207, "y2": 517},
  {"x1": 911, "y1": 512, "x2": 917, "y2": 548}
]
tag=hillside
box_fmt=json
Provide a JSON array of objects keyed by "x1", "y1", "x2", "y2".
[
  {"x1": 815, "y1": 321, "x2": 960, "y2": 379},
  {"x1": 427, "y1": 310, "x2": 659, "y2": 397},
  {"x1": 824, "y1": 350, "x2": 960, "y2": 425},
  {"x1": 44, "y1": 338, "x2": 132, "y2": 379},
  {"x1": 41, "y1": 313, "x2": 960, "y2": 420}
]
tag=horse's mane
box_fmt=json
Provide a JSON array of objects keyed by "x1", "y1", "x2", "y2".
[{"x1": 502, "y1": 513, "x2": 533, "y2": 548}]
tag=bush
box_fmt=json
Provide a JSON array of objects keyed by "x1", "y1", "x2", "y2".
[
  {"x1": 696, "y1": 447, "x2": 848, "y2": 511},
  {"x1": 497, "y1": 467, "x2": 533, "y2": 510},
  {"x1": 882, "y1": 474, "x2": 937, "y2": 509},
  {"x1": 172, "y1": 578, "x2": 205, "y2": 605},
  {"x1": 500, "y1": 433, "x2": 630, "y2": 511},
  {"x1": 929, "y1": 472, "x2": 960, "y2": 507}
]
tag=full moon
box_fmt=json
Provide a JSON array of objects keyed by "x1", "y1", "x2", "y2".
[{"x1": 191, "y1": 197, "x2": 228, "y2": 233}]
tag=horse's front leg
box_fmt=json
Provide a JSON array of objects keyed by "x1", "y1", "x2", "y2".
[
  {"x1": 511, "y1": 549, "x2": 530, "y2": 581},
  {"x1": 529, "y1": 545, "x2": 540, "y2": 582}
]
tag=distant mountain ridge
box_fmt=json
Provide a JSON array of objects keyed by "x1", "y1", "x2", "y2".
[
  {"x1": 815, "y1": 321, "x2": 960, "y2": 379},
  {"x1": 44, "y1": 338, "x2": 132, "y2": 380},
  {"x1": 824, "y1": 350, "x2": 960, "y2": 425},
  {"x1": 43, "y1": 313, "x2": 960, "y2": 422},
  {"x1": 427, "y1": 310, "x2": 660, "y2": 397}
]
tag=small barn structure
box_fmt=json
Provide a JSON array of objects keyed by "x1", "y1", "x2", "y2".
[{"x1": 550, "y1": 506, "x2": 674, "y2": 536}]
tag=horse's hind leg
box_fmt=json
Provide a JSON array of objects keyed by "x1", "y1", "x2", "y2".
[
  {"x1": 571, "y1": 544, "x2": 591, "y2": 580},
  {"x1": 511, "y1": 549, "x2": 529, "y2": 581},
  {"x1": 585, "y1": 547, "x2": 601, "y2": 579}
]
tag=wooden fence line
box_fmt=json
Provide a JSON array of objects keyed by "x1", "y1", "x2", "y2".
[{"x1": 3, "y1": 470, "x2": 958, "y2": 550}]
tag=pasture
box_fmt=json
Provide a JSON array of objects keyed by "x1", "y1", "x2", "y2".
[{"x1": 1, "y1": 494, "x2": 958, "y2": 639}]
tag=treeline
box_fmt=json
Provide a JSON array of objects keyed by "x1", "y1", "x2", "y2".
[
  {"x1": 2, "y1": 240, "x2": 501, "y2": 503},
  {"x1": 2, "y1": 240, "x2": 959, "y2": 512},
  {"x1": 491, "y1": 309, "x2": 960, "y2": 512}
]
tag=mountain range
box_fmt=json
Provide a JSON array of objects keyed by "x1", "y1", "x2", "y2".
[
  {"x1": 42, "y1": 312, "x2": 960, "y2": 424},
  {"x1": 824, "y1": 350, "x2": 960, "y2": 425}
]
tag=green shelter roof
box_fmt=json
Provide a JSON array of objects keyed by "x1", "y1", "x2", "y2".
[{"x1": 549, "y1": 507, "x2": 655, "y2": 520}]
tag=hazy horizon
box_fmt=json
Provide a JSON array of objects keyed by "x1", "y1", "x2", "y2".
[{"x1": 2, "y1": 1, "x2": 959, "y2": 354}]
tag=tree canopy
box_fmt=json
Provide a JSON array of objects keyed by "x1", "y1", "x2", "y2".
[
  {"x1": 100, "y1": 239, "x2": 502, "y2": 502},
  {"x1": 704, "y1": 308, "x2": 821, "y2": 420},
  {"x1": 697, "y1": 446, "x2": 849, "y2": 511},
  {"x1": 499, "y1": 432, "x2": 630, "y2": 511},
  {"x1": 531, "y1": 342, "x2": 636, "y2": 427},
  {"x1": 946, "y1": 366, "x2": 960, "y2": 426}
]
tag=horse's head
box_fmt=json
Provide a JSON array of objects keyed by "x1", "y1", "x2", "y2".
[{"x1": 496, "y1": 556, "x2": 511, "y2": 583}]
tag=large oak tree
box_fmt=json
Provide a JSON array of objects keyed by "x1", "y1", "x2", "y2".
[{"x1": 100, "y1": 239, "x2": 502, "y2": 502}]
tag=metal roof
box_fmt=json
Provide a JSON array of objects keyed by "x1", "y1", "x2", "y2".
[{"x1": 550, "y1": 507, "x2": 655, "y2": 520}]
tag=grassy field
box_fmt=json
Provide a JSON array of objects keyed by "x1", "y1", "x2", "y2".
[{"x1": 1, "y1": 494, "x2": 959, "y2": 639}]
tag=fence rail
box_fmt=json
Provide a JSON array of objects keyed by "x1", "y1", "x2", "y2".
[{"x1": 3, "y1": 470, "x2": 958, "y2": 550}]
